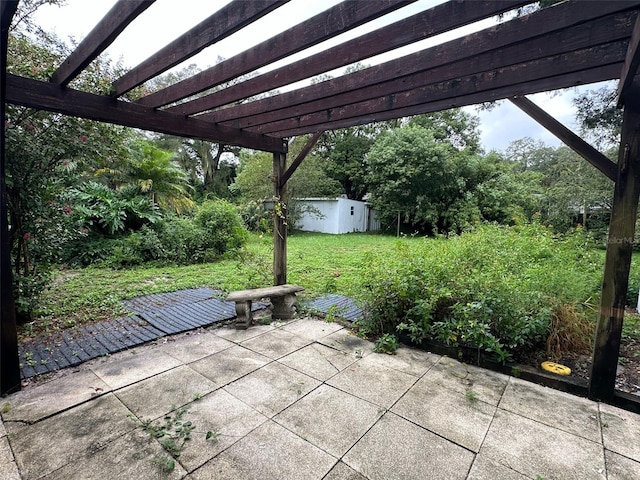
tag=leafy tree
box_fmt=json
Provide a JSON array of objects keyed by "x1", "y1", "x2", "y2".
[
  {"x1": 573, "y1": 85, "x2": 621, "y2": 149},
  {"x1": 5, "y1": 21, "x2": 132, "y2": 321}
]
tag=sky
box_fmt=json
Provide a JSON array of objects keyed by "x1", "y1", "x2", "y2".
[{"x1": 29, "y1": 0, "x2": 615, "y2": 153}]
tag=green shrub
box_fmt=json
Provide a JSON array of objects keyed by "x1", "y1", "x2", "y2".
[
  {"x1": 194, "y1": 200, "x2": 248, "y2": 257},
  {"x1": 357, "y1": 222, "x2": 603, "y2": 362}
]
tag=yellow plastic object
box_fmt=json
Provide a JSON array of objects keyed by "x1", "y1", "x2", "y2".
[{"x1": 541, "y1": 361, "x2": 571, "y2": 376}]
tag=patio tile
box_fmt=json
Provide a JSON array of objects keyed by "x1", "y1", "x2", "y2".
[
  {"x1": 599, "y1": 402, "x2": 640, "y2": 462},
  {"x1": 281, "y1": 317, "x2": 344, "y2": 340},
  {"x1": 343, "y1": 412, "x2": 474, "y2": 480},
  {"x1": 41, "y1": 428, "x2": 187, "y2": 480},
  {"x1": 317, "y1": 330, "x2": 374, "y2": 357},
  {"x1": 6, "y1": 393, "x2": 135, "y2": 479},
  {"x1": 358, "y1": 346, "x2": 440, "y2": 378},
  {"x1": 326, "y1": 357, "x2": 417, "y2": 408},
  {"x1": 422, "y1": 356, "x2": 509, "y2": 406},
  {"x1": 89, "y1": 348, "x2": 183, "y2": 390},
  {"x1": 172, "y1": 389, "x2": 268, "y2": 473},
  {"x1": 0, "y1": 436, "x2": 20, "y2": 480},
  {"x1": 392, "y1": 375, "x2": 496, "y2": 452},
  {"x1": 479, "y1": 409, "x2": 606, "y2": 480},
  {"x1": 278, "y1": 343, "x2": 356, "y2": 381},
  {"x1": 189, "y1": 420, "x2": 336, "y2": 480},
  {"x1": 224, "y1": 362, "x2": 320, "y2": 417},
  {"x1": 323, "y1": 461, "x2": 368, "y2": 480},
  {"x1": 240, "y1": 328, "x2": 311, "y2": 359},
  {"x1": 499, "y1": 377, "x2": 601, "y2": 442},
  {"x1": 467, "y1": 454, "x2": 530, "y2": 480},
  {"x1": 213, "y1": 324, "x2": 275, "y2": 343},
  {"x1": 1, "y1": 370, "x2": 110, "y2": 422},
  {"x1": 190, "y1": 345, "x2": 271, "y2": 386},
  {"x1": 162, "y1": 331, "x2": 235, "y2": 363},
  {"x1": 116, "y1": 365, "x2": 217, "y2": 420},
  {"x1": 274, "y1": 384, "x2": 383, "y2": 457},
  {"x1": 605, "y1": 450, "x2": 640, "y2": 480}
]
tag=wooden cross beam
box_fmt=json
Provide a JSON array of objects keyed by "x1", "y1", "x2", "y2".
[
  {"x1": 509, "y1": 96, "x2": 617, "y2": 181},
  {"x1": 617, "y1": 13, "x2": 640, "y2": 107},
  {"x1": 50, "y1": 0, "x2": 155, "y2": 87}
]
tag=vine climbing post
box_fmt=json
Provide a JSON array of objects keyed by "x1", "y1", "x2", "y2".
[{"x1": 273, "y1": 151, "x2": 287, "y2": 286}]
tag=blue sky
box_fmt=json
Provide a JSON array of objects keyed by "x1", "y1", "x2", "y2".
[{"x1": 31, "y1": 0, "x2": 614, "y2": 153}]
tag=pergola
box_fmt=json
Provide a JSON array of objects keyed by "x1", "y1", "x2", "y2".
[{"x1": 1, "y1": 0, "x2": 640, "y2": 407}]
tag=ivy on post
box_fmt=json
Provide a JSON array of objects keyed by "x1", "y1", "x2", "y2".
[{"x1": 273, "y1": 152, "x2": 287, "y2": 286}]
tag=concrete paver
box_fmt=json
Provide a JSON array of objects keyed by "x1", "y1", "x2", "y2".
[
  {"x1": 274, "y1": 384, "x2": 383, "y2": 457},
  {"x1": 392, "y1": 375, "x2": 496, "y2": 452},
  {"x1": 499, "y1": 376, "x2": 602, "y2": 442},
  {"x1": 343, "y1": 412, "x2": 475, "y2": 480},
  {"x1": 478, "y1": 408, "x2": 606, "y2": 480},
  {"x1": 2, "y1": 317, "x2": 640, "y2": 479}
]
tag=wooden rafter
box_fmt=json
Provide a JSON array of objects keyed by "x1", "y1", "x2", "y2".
[
  {"x1": 251, "y1": 42, "x2": 628, "y2": 136},
  {"x1": 265, "y1": 64, "x2": 622, "y2": 138},
  {"x1": 167, "y1": 0, "x2": 529, "y2": 116},
  {"x1": 50, "y1": 0, "x2": 154, "y2": 87},
  {"x1": 136, "y1": 0, "x2": 415, "y2": 109},
  {"x1": 509, "y1": 96, "x2": 617, "y2": 181},
  {"x1": 112, "y1": 0, "x2": 289, "y2": 97},
  {"x1": 617, "y1": 13, "x2": 640, "y2": 107},
  {"x1": 204, "y1": 1, "x2": 638, "y2": 127},
  {"x1": 5, "y1": 74, "x2": 286, "y2": 152}
]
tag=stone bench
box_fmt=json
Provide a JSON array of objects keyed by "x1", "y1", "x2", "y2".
[{"x1": 226, "y1": 284, "x2": 305, "y2": 329}]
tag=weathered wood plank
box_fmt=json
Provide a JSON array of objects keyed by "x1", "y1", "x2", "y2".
[
  {"x1": 136, "y1": 0, "x2": 415, "y2": 108},
  {"x1": 50, "y1": 0, "x2": 154, "y2": 86},
  {"x1": 589, "y1": 100, "x2": 640, "y2": 402},
  {"x1": 280, "y1": 132, "x2": 323, "y2": 188},
  {"x1": 112, "y1": 0, "x2": 288, "y2": 97},
  {"x1": 254, "y1": 42, "x2": 627, "y2": 136},
  {"x1": 168, "y1": 0, "x2": 529, "y2": 115},
  {"x1": 617, "y1": 13, "x2": 640, "y2": 107},
  {"x1": 1, "y1": 0, "x2": 22, "y2": 396},
  {"x1": 509, "y1": 96, "x2": 617, "y2": 181},
  {"x1": 226, "y1": 284, "x2": 304, "y2": 302},
  {"x1": 267, "y1": 64, "x2": 621, "y2": 137},
  {"x1": 205, "y1": 1, "x2": 639, "y2": 125},
  {"x1": 273, "y1": 153, "x2": 287, "y2": 286},
  {"x1": 5, "y1": 74, "x2": 286, "y2": 152}
]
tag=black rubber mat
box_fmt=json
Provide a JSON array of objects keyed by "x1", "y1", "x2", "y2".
[{"x1": 304, "y1": 294, "x2": 364, "y2": 322}]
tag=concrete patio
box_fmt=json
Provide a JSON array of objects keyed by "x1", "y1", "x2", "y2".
[{"x1": 1, "y1": 316, "x2": 640, "y2": 480}]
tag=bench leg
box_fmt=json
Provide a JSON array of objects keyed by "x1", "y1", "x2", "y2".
[
  {"x1": 234, "y1": 300, "x2": 253, "y2": 330},
  {"x1": 271, "y1": 293, "x2": 297, "y2": 320}
]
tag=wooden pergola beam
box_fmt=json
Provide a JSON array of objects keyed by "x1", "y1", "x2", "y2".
[
  {"x1": 279, "y1": 131, "x2": 323, "y2": 188},
  {"x1": 5, "y1": 74, "x2": 286, "y2": 152},
  {"x1": 255, "y1": 42, "x2": 626, "y2": 136},
  {"x1": 221, "y1": 13, "x2": 631, "y2": 132},
  {"x1": 266, "y1": 64, "x2": 621, "y2": 137},
  {"x1": 111, "y1": 0, "x2": 288, "y2": 97},
  {"x1": 168, "y1": 0, "x2": 529, "y2": 116},
  {"x1": 136, "y1": 0, "x2": 415, "y2": 108},
  {"x1": 50, "y1": 0, "x2": 155, "y2": 87},
  {"x1": 509, "y1": 96, "x2": 617, "y2": 181},
  {"x1": 273, "y1": 152, "x2": 287, "y2": 286},
  {"x1": 617, "y1": 14, "x2": 640, "y2": 107},
  {"x1": 590, "y1": 96, "x2": 640, "y2": 401},
  {"x1": 204, "y1": 0, "x2": 639, "y2": 125}
]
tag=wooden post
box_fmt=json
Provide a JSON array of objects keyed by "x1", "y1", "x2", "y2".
[
  {"x1": 1, "y1": 0, "x2": 22, "y2": 395},
  {"x1": 273, "y1": 152, "x2": 287, "y2": 286},
  {"x1": 589, "y1": 102, "x2": 640, "y2": 401}
]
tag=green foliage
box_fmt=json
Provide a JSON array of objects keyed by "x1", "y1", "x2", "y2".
[
  {"x1": 194, "y1": 199, "x2": 248, "y2": 256},
  {"x1": 374, "y1": 334, "x2": 399, "y2": 354},
  {"x1": 358, "y1": 222, "x2": 602, "y2": 362}
]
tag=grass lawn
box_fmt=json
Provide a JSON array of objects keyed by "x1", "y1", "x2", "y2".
[{"x1": 27, "y1": 232, "x2": 404, "y2": 338}]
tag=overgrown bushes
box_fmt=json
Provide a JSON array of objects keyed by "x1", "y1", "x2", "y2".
[
  {"x1": 357, "y1": 221, "x2": 603, "y2": 362},
  {"x1": 62, "y1": 199, "x2": 248, "y2": 267}
]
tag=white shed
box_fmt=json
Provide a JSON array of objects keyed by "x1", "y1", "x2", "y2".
[{"x1": 296, "y1": 198, "x2": 380, "y2": 234}]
